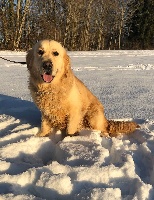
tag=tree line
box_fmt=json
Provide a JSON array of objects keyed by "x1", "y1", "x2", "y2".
[{"x1": 0, "y1": 0, "x2": 154, "y2": 51}]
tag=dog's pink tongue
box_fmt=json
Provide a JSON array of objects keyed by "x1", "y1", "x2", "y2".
[{"x1": 43, "y1": 74, "x2": 53, "y2": 83}]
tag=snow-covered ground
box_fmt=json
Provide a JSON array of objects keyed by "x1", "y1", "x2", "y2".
[{"x1": 0, "y1": 50, "x2": 154, "y2": 200}]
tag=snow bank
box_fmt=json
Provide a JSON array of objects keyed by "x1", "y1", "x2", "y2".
[{"x1": 0, "y1": 50, "x2": 154, "y2": 199}]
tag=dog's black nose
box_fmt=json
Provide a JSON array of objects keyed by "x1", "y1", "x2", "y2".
[{"x1": 42, "y1": 61, "x2": 53, "y2": 74}]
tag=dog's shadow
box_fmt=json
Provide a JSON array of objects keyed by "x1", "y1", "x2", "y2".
[{"x1": 0, "y1": 94, "x2": 41, "y2": 136}]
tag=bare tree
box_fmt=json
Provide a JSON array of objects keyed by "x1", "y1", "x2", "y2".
[
  {"x1": 1, "y1": 0, "x2": 152, "y2": 50},
  {"x1": 14, "y1": 0, "x2": 30, "y2": 49},
  {"x1": 0, "y1": 0, "x2": 31, "y2": 49}
]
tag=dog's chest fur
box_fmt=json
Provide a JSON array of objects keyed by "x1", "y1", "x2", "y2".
[{"x1": 34, "y1": 87, "x2": 69, "y2": 129}]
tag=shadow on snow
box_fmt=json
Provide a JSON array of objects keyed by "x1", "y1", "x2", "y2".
[{"x1": 0, "y1": 94, "x2": 41, "y2": 126}]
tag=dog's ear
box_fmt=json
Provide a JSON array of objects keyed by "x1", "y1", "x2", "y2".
[
  {"x1": 26, "y1": 48, "x2": 33, "y2": 70},
  {"x1": 63, "y1": 52, "x2": 70, "y2": 70}
]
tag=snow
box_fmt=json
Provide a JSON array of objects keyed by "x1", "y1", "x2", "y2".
[{"x1": 0, "y1": 50, "x2": 154, "y2": 199}]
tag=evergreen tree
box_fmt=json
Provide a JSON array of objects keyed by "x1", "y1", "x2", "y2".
[{"x1": 127, "y1": 0, "x2": 154, "y2": 49}]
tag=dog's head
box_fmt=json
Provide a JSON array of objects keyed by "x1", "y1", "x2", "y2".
[{"x1": 26, "y1": 40, "x2": 70, "y2": 83}]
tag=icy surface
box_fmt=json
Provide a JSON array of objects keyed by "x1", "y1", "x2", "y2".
[{"x1": 0, "y1": 50, "x2": 154, "y2": 199}]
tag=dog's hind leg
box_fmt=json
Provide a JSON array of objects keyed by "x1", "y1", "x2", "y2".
[{"x1": 88, "y1": 111, "x2": 109, "y2": 137}]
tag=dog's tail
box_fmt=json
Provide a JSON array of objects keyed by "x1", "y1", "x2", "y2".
[{"x1": 107, "y1": 120, "x2": 140, "y2": 137}]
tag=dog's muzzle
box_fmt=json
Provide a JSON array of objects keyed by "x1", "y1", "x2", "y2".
[
  {"x1": 41, "y1": 61, "x2": 54, "y2": 83},
  {"x1": 42, "y1": 61, "x2": 53, "y2": 74}
]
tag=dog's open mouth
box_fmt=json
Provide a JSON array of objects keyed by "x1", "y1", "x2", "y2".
[
  {"x1": 42, "y1": 73, "x2": 54, "y2": 83},
  {"x1": 41, "y1": 61, "x2": 55, "y2": 83}
]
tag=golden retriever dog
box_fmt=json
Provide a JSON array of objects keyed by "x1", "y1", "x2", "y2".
[{"x1": 26, "y1": 40, "x2": 139, "y2": 137}]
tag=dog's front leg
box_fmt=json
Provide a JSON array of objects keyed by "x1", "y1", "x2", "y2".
[
  {"x1": 36, "y1": 115, "x2": 54, "y2": 137},
  {"x1": 67, "y1": 112, "x2": 81, "y2": 135}
]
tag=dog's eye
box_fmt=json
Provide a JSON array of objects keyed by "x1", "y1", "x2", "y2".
[
  {"x1": 38, "y1": 49, "x2": 44, "y2": 56},
  {"x1": 53, "y1": 51, "x2": 59, "y2": 56}
]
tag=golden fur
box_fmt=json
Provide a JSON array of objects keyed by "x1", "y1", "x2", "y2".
[{"x1": 26, "y1": 40, "x2": 139, "y2": 137}]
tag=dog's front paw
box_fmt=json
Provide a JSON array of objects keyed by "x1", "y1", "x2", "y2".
[
  {"x1": 36, "y1": 131, "x2": 49, "y2": 137},
  {"x1": 100, "y1": 132, "x2": 110, "y2": 137},
  {"x1": 67, "y1": 131, "x2": 79, "y2": 137}
]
